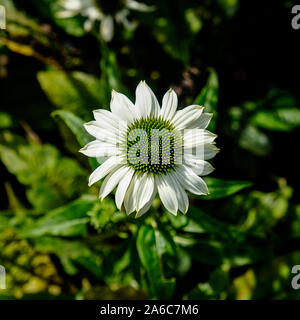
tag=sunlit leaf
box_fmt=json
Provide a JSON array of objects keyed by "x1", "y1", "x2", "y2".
[
  {"x1": 51, "y1": 110, "x2": 99, "y2": 169},
  {"x1": 52, "y1": 110, "x2": 91, "y2": 146},
  {"x1": 37, "y1": 71, "x2": 105, "y2": 118},
  {"x1": 0, "y1": 143, "x2": 86, "y2": 210},
  {"x1": 239, "y1": 124, "x2": 271, "y2": 156},
  {"x1": 251, "y1": 108, "x2": 300, "y2": 131},
  {"x1": 19, "y1": 195, "x2": 95, "y2": 238},
  {"x1": 194, "y1": 68, "x2": 219, "y2": 130},
  {"x1": 196, "y1": 177, "x2": 252, "y2": 200}
]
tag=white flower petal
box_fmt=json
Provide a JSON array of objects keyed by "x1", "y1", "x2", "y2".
[
  {"x1": 168, "y1": 172, "x2": 189, "y2": 214},
  {"x1": 184, "y1": 155, "x2": 215, "y2": 176},
  {"x1": 203, "y1": 144, "x2": 220, "y2": 160},
  {"x1": 136, "y1": 174, "x2": 155, "y2": 211},
  {"x1": 184, "y1": 129, "x2": 217, "y2": 149},
  {"x1": 135, "y1": 81, "x2": 160, "y2": 118},
  {"x1": 84, "y1": 121, "x2": 118, "y2": 144},
  {"x1": 110, "y1": 90, "x2": 137, "y2": 123},
  {"x1": 175, "y1": 165, "x2": 209, "y2": 195},
  {"x1": 156, "y1": 174, "x2": 178, "y2": 215},
  {"x1": 59, "y1": 0, "x2": 82, "y2": 11},
  {"x1": 96, "y1": 156, "x2": 108, "y2": 164},
  {"x1": 99, "y1": 165, "x2": 128, "y2": 200},
  {"x1": 115, "y1": 167, "x2": 135, "y2": 210},
  {"x1": 135, "y1": 184, "x2": 157, "y2": 218},
  {"x1": 88, "y1": 156, "x2": 121, "y2": 186},
  {"x1": 126, "y1": 0, "x2": 156, "y2": 12},
  {"x1": 189, "y1": 113, "x2": 213, "y2": 129},
  {"x1": 124, "y1": 174, "x2": 142, "y2": 214},
  {"x1": 84, "y1": 18, "x2": 94, "y2": 32},
  {"x1": 79, "y1": 140, "x2": 119, "y2": 158},
  {"x1": 160, "y1": 89, "x2": 178, "y2": 121},
  {"x1": 171, "y1": 105, "x2": 204, "y2": 130},
  {"x1": 56, "y1": 10, "x2": 78, "y2": 18},
  {"x1": 93, "y1": 109, "x2": 127, "y2": 132},
  {"x1": 85, "y1": 6, "x2": 102, "y2": 18},
  {"x1": 100, "y1": 15, "x2": 114, "y2": 42}
]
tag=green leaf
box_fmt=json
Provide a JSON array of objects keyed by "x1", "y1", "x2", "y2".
[
  {"x1": 0, "y1": 146, "x2": 30, "y2": 183},
  {"x1": 0, "y1": 215, "x2": 10, "y2": 232},
  {"x1": 169, "y1": 206, "x2": 243, "y2": 241},
  {"x1": 194, "y1": 68, "x2": 219, "y2": 130},
  {"x1": 99, "y1": 44, "x2": 129, "y2": 104},
  {"x1": 37, "y1": 71, "x2": 106, "y2": 118},
  {"x1": 52, "y1": 110, "x2": 100, "y2": 170},
  {"x1": 136, "y1": 224, "x2": 176, "y2": 299},
  {"x1": 33, "y1": 236, "x2": 102, "y2": 278},
  {"x1": 251, "y1": 108, "x2": 300, "y2": 132},
  {"x1": 0, "y1": 143, "x2": 86, "y2": 210},
  {"x1": 143, "y1": 6, "x2": 193, "y2": 64},
  {"x1": 198, "y1": 177, "x2": 252, "y2": 200},
  {"x1": 52, "y1": 110, "x2": 92, "y2": 147},
  {"x1": 26, "y1": 180, "x2": 66, "y2": 211},
  {"x1": 19, "y1": 195, "x2": 95, "y2": 238},
  {"x1": 100, "y1": 45, "x2": 123, "y2": 92},
  {"x1": 0, "y1": 112, "x2": 13, "y2": 129},
  {"x1": 239, "y1": 124, "x2": 271, "y2": 156}
]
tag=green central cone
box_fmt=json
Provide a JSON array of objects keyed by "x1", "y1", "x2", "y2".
[{"x1": 125, "y1": 116, "x2": 182, "y2": 175}]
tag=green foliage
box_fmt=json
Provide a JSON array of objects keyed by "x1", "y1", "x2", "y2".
[
  {"x1": 32, "y1": 0, "x2": 86, "y2": 37},
  {"x1": 88, "y1": 197, "x2": 127, "y2": 232},
  {"x1": 194, "y1": 68, "x2": 219, "y2": 130},
  {"x1": 168, "y1": 206, "x2": 242, "y2": 241},
  {"x1": 201, "y1": 178, "x2": 252, "y2": 200},
  {"x1": 37, "y1": 71, "x2": 106, "y2": 119},
  {"x1": 52, "y1": 110, "x2": 92, "y2": 146},
  {"x1": 0, "y1": 143, "x2": 86, "y2": 210},
  {"x1": 137, "y1": 224, "x2": 176, "y2": 299},
  {"x1": 51, "y1": 110, "x2": 99, "y2": 169},
  {"x1": 99, "y1": 44, "x2": 125, "y2": 95},
  {"x1": 33, "y1": 236, "x2": 102, "y2": 278},
  {"x1": 239, "y1": 124, "x2": 271, "y2": 156},
  {"x1": 19, "y1": 195, "x2": 95, "y2": 238},
  {"x1": 0, "y1": 112, "x2": 13, "y2": 129},
  {"x1": 251, "y1": 108, "x2": 300, "y2": 132}
]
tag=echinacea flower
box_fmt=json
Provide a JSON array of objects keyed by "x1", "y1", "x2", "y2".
[
  {"x1": 80, "y1": 81, "x2": 219, "y2": 217},
  {"x1": 57, "y1": 0, "x2": 155, "y2": 42}
]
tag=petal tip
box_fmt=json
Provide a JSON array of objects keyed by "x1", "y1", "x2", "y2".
[
  {"x1": 83, "y1": 122, "x2": 93, "y2": 129},
  {"x1": 78, "y1": 147, "x2": 87, "y2": 154}
]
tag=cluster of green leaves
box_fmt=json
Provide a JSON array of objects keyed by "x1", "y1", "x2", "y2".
[
  {"x1": 228, "y1": 90, "x2": 300, "y2": 157},
  {"x1": 1, "y1": 0, "x2": 300, "y2": 301}
]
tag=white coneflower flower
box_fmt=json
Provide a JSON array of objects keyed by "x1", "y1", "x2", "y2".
[
  {"x1": 80, "y1": 81, "x2": 219, "y2": 217},
  {"x1": 57, "y1": 0, "x2": 155, "y2": 42}
]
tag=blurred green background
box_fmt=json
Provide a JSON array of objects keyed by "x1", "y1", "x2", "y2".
[{"x1": 1, "y1": 0, "x2": 300, "y2": 300}]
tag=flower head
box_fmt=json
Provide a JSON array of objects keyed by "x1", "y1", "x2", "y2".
[
  {"x1": 80, "y1": 81, "x2": 219, "y2": 217},
  {"x1": 57, "y1": 0, "x2": 155, "y2": 42}
]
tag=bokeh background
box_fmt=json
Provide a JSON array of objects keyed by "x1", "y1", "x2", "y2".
[{"x1": 1, "y1": 0, "x2": 300, "y2": 300}]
